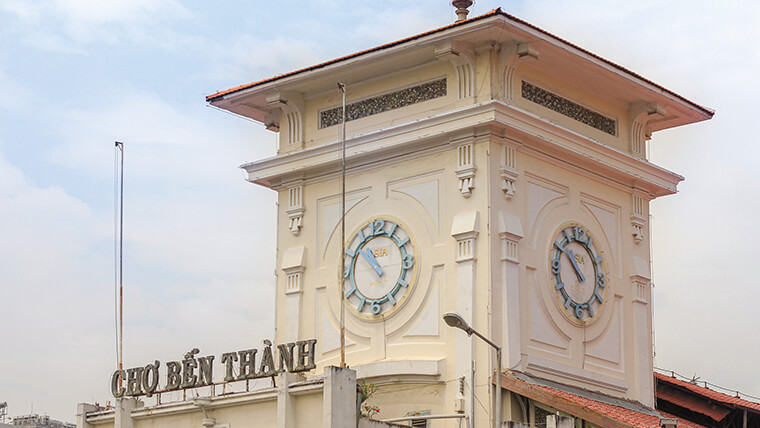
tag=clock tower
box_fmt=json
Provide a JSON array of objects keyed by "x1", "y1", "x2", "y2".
[{"x1": 207, "y1": 8, "x2": 712, "y2": 426}]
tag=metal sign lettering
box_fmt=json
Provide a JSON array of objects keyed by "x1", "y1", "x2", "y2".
[{"x1": 111, "y1": 339, "x2": 317, "y2": 398}]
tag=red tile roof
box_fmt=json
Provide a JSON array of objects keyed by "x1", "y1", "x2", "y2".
[
  {"x1": 655, "y1": 372, "x2": 760, "y2": 413},
  {"x1": 205, "y1": 8, "x2": 714, "y2": 118},
  {"x1": 499, "y1": 371, "x2": 665, "y2": 427},
  {"x1": 657, "y1": 380, "x2": 731, "y2": 421}
]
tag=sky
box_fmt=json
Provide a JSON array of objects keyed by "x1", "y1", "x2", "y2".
[{"x1": 0, "y1": 0, "x2": 758, "y2": 422}]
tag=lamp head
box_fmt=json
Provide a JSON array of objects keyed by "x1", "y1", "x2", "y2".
[{"x1": 443, "y1": 312, "x2": 473, "y2": 335}]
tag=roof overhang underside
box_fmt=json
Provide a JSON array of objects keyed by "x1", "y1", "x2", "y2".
[{"x1": 207, "y1": 9, "x2": 713, "y2": 134}]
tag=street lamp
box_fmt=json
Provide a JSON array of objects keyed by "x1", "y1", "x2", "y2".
[{"x1": 443, "y1": 312, "x2": 502, "y2": 428}]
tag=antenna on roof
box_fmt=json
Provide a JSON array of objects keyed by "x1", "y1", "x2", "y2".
[{"x1": 452, "y1": 0, "x2": 473, "y2": 22}]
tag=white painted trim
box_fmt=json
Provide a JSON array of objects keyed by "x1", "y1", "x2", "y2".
[
  {"x1": 241, "y1": 100, "x2": 682, "y2": 197},
  {"x1": 211, "y1": 15, "x2": 710, "y2": 123},
  {"x1": 525, "y1": 357, "x2": 629, "y2": 393},
  {"x1": 355, "y1": 359, "x2": 442, "y2": 380},
  {"x1": 87, "y1": 383, "x2": 326, "y2": 422}
]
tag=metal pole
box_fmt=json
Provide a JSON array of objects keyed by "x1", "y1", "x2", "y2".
[
  {"x1": 496, "y1": 347, "x2": 502, "y2": 428},
  {"x1": 338, "y1": 83, "x2": 347, "y2": 368},
  {"x1": 471, "y1": 360, "x2": 476, "y2": 428},
  {"x1": 116, "y1": 141, "x2": 124, "y2": 373},
  {"x1": 446, "y1": 315, "x2": 502, "y2": 428}
]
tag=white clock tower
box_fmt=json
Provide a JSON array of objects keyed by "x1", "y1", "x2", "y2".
[{"x1": 207, "y1": 7, "x2": 712, "y2": 426}]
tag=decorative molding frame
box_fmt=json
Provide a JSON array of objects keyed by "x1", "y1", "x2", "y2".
[
  {"x1": 266, "y1": 91, "x2": 304, "y2": 148},
  {"x1": 455, "y1": 141, "x2": 476, "y2": 198},
  {"x1": 435, "y1": 41, "x2": 475, "y2": 99},
  {"x1": 286, "y1": 183, "x2": 305, "y2": 236}
]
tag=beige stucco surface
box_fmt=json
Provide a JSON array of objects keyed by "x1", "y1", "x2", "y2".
[{"x1": 85, "y1": 11, "x2": 710, "y2": 428}]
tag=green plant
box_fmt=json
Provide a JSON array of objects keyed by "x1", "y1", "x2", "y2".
[{"x1": 359, "y1": 381, "x2": 380, "y2": 419}]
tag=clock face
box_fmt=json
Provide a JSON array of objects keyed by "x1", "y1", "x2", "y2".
[
  {"x1": 343, "y1": 219, "x2": 416, "y2": 317},
  {"x1": 549, "y1": 224, "x2": 607, "y2": 321}
]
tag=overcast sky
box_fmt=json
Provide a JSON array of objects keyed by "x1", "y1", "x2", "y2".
[{"x1": 1, "y1": 0, "x2": 758, "y2": 422}]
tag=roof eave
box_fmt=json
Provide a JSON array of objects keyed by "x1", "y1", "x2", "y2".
[{"x1": 207, "y1": 9, "x2": 713, "y2": 129}]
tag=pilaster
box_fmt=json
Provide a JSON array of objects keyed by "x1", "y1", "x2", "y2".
[
  {"x1": 323, "y1": 366, "x2": 357, "y2": 428},
  {"x1": 498, "y1": 212, "x2": 524, "y2": 369},
  {"x1": 114, "y1": 398, "x2": 137, "y2": 428},
  {"x1": 276, "y1": 372, "x2": 299, "y2": 428},
  {"x1": 631, "y1": 255, "x2": 653, "y2": 407},
  {"x1": 451, "y1": 210, "x2": 479, "y2": 421},
  {"x1": 281, "y1": 246, "x2": 306, "y2": 343},
  {"x1": 76, "y1": 403, "x2": 99, "y2": 428}
]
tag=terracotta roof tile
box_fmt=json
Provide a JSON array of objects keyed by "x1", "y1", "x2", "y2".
[
  {"x1": 526, "y1": 383, "x2": 660, "y2": 427},
  {"x1": 500, "y1": 372, "x2": 663, "y2": 427},
  {"x1": 657, "y1": 381, "x2": 731, "y2": 421},
  {"x1": 655, "y1": 372, "x2": 760, "y2": 413}
]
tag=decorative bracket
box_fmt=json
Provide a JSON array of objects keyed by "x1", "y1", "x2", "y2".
[
  {"x1": 630, "y1": 194, "x2": 647, "y2": 244},
  {"x1": 498, "y1": 42, "x2": 539, "y2": 102},
  {"x1": 628, "y1": 101, "x2": 665, "y2": 158},
  {"x1": 286, "y1": 184, "x2": 305, "y2": 236},
  {"x1": 265, "y1": 91, "x2": 305, "y2": 148},
  {"x1": 630, "y1": 214, "x2": 646, "y2": 245},
  {"x1": 499, "y1": 145, "x2": 519, "y2": 200},
  {"x1": 455, "y1": 141, "x2": 476, "y2": 198},
  {"x1": 435, "y1": 41, "x2": 476, "y2": 99}
]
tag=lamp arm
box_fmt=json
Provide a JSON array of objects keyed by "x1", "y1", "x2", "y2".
[{"x1": 470, "y1": 328, "x2": 500, "y2": 352}]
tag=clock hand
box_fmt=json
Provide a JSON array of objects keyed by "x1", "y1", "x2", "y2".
[
  {"x1": 565, "y1": 248, "x2": 585, "y2": 282},
  {"x1": 360, "y1": 248, "x2": 384, "y2": 276}
]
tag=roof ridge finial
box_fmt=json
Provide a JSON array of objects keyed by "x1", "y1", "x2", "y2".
[{"x1": 451, "y1": 0, "x2": 473, "y2": 22}]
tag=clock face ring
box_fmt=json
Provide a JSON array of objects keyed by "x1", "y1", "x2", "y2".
[
  {"x1": 549, "y1": 224, "x2": 607, "y2": 322},
  {"x1": 343, "y1": 218, "x2": 416, "y2": 317}
]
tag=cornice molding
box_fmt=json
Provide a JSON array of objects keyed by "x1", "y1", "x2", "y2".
[{"x1": 242, "y1": 100, "x2": 682, "y2": 197}]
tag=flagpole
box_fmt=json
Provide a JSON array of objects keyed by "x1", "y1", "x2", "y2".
[
  {"x1": 115, "y1": 141, "x2": 124, "y2": 375},
  {"x1": 338, "y1": 83, "x2": 347, "y2": 368}
]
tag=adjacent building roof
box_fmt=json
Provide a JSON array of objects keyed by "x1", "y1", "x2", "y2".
[
  {"x1": 655, "y1": 371, "x2": 760, "y2": 427},
  {"x1": 498, "y1": 371, "x2": 703, "y2": 428}
]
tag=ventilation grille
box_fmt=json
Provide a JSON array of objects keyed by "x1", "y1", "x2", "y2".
[
  {"x1": 320, "y1": 78, "x2": 447, "y2": 128},
  {"x1": 522, "y1": 81, "x2": 616, "y2": 136}
]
